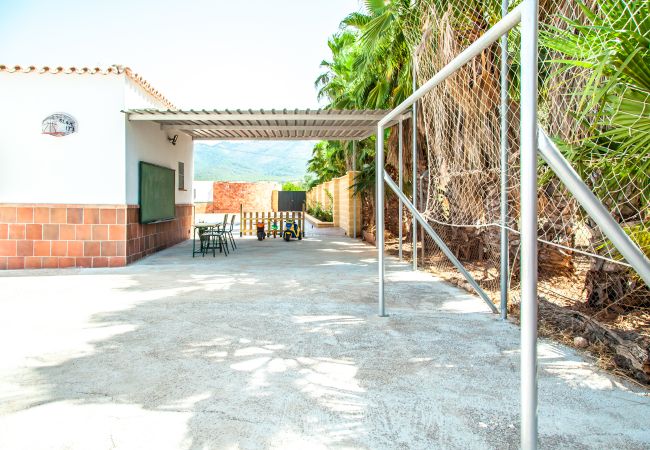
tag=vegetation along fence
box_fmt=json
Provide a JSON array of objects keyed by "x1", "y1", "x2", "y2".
[
  {"x1": 307, "y1": 171, "x2": 362, "y2": 237},
  {"x1": 313, "y1": 0, "x2": 647, "y2": 384},
  {"x1": 364, "y1": 0, "x2": 649, "y2": 385}
]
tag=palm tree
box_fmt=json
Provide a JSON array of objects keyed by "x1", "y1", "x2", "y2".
[
  {"x1": 541, "y1": 0, "x2": 650, "y2": 308},
  {"x1": 400, "y1": 0, "x2": 506, "y2": 264},
  {"x1": 312, "y1": 0, "x2": 420, "y2": 238},
  {"x1": 305, "y1": 141, "x2": 347, "y2": 189},
  {"x1": 315, "y1": 31, "x2": 358, "y2": 109},
  {"x1": 341, "y1": 0, "x2": 416, "y2": 109},
  {"x1": 316, "y1": 0, "x2": 416, "y2": 111}
]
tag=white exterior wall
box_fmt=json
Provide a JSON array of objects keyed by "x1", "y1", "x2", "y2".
[
  {"x1": 0, "y1": 71, "x2": 190, "y2": 206},
  {"x1": 123, "y1": 76, "x2": 194, "y2": 205},
  {"x1": 125, "y1": 120, "x2": 193, "y2": 205},
  {"x1": 192, "y1": 181, "x2": 214, "y2": 203},
  {"x1": 0, "y1": 72, "x2": 126, "y2": 204}
]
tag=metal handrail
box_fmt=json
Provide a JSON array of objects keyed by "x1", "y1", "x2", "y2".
[{"x1": 376, "y1": 1, "x2": 525, "y2": 316}]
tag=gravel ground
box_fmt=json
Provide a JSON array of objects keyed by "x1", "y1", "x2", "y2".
[{"x1": 0, "y1": 235, "x2": 648, "y2": 449}]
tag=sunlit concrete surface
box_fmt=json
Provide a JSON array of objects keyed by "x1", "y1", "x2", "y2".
[{"x1": 0, "y1": 235, "x2": 648, "y2": 449}]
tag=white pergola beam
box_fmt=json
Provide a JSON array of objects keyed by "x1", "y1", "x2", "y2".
[
  {"x1": 163, "y1": 124, "x2": 375, "y2": 132},
  {"x1": 126, "y1": 109, "x2": 410, "y2": 141},
  {"x1": 128, "y1": 113, "x2": 386, "y2": 121},
  {"x1": 191, "y1": 135, "x2": 368, "y2": 141}
]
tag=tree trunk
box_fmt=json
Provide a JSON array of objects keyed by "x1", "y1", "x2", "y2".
[
  {"x1": 585, "y1": 255, "x2": 650, "y2": 311},
  {"x1": 537, "y1": 179, "x2": 576, "y2": 277},
  {"x1": 539, "y1": 297, "x2": 650, "y2": 384}
]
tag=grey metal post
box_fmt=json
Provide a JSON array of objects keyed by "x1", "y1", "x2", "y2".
[
  {"x1": 353, "y1": 140, "x2": 357, "y2": 239},
  {"x1": 412, "y1": 57, "x2": 418, "y2": 270},
  {"x1": 538, "y1": 130, "x2": 650, "y2": 287},
  {"x1": 398, "y1": 120, "x2": 403, "y2": 260},
  {"x1": 377, "y1": 128, "x2": 386, "y2": 317},
  {"x1": 520, "y1": 0, "x2": 539, "y2": 448},
  {"x1": 500, "y1": 0, "x2": 510, "y2": 320}
]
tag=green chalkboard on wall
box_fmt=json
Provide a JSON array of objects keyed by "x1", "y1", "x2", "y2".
[{"x1": 139, "y1": 162, "x2": 176, "y2": 224}]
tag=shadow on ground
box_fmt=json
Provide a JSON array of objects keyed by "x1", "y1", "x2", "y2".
[{"x1": 0, "y1": 237, "x2": 648, "y2": 449}]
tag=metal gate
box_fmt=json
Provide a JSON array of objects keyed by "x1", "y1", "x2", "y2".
[{"x1": 277, "y1": 191, "x2": 306, "y2": 212}]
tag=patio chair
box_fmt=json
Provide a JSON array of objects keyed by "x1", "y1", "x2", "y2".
[
  {"x1": 226, "y1": 214, "x2": 237, "y2": 249},
  {"x1": 201, "y1": 214, "x2": 229, "y2": 257}
]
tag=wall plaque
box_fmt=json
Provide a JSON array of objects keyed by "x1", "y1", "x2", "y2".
[{"x1": 42, "y1": 113, "x2": 77, "y2": 136}]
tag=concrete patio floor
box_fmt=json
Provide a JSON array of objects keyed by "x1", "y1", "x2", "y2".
[{"x1": 0, "y1": 235, "x2": 648, "y2": 449}]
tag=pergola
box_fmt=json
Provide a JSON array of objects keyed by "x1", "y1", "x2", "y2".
[
  {"x1": 125, "y1": 106, "x2": 412, "y2": 248},
  {"x1": 124, "y1": 108, "x2": 407, "y2": 141}
]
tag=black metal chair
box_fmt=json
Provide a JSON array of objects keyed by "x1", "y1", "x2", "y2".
[
  {"x1": 201, "y1": 214, "x2": 229, "y2": 257},
  {"x1": 226, "y1": 214, "x2": 237, "y2": 249},
  {"x1": 192, "y1": 225, "x2": 205, "y2": 257}
]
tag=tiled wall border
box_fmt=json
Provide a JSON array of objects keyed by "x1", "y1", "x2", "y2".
[
  {"x1": 0, "y1": 204, "x2": 192, "y2": 269},
  {"x1": 126, "y1": 205, "x2": 192, "y2": 264}
]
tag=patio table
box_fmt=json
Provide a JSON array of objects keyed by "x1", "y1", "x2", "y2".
[{"x1": 192, "y1": 223, "x2": 222, "y2": 257}]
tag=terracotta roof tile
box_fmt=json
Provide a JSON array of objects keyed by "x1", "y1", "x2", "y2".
[{"x1": 0, "y1": 64, "x2": 175, "y2": 109}]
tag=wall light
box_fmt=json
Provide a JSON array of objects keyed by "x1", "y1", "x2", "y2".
[{"x1": 168, "y1": 134, "x2": 178, "y2": 146}]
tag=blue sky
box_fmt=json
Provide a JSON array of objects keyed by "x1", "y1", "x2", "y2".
[{"x1": 0, "y1": 0, "x2": 361, "y2": 109}]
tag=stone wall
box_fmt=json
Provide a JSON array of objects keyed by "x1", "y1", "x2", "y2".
[
  {"x1": 0, "y1": 203, "x2": 191, "y2": 270},
  {"x1": 306, "y1": 172, "x2": 361, "y2": 237},
  {"x1": 271, "y1": 190, "x2": 278, "y2": 211},
  {"x1": 335, "y1": 172, "x2": 362, "y2": 238},
  {"x1": 194, "y1": 181, "x2": 281, "y2": 213},
  {"x1": 306, "y1": 180, "x2": 334, "y2": 211}
]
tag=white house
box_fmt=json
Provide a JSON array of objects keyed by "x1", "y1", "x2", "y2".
[{"x1": 0, "y1": 64, "x2": 193, "y2": 269}]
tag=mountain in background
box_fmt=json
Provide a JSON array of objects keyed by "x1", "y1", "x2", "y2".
[{"x1": 193, "y1": 141, "x2": 314, "y2": 182}]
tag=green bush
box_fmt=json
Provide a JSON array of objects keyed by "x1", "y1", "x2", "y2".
[
  {"x1": 307, "y1": 201, "x2": 333, "y2": 222},
  {"x1": 282, "y1": 181, "x2": 305, "y2": 191}
]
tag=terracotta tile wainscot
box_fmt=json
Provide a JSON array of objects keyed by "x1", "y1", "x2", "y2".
[{"x1": 0, "y1": 204, "x2": 192, "y2": 270}]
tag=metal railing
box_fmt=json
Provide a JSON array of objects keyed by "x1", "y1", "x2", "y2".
[
  {"x1": 376, "y1": 1, "x2": 537, "y2": 447},
  {"x1": 376, "y1": 1, "x2": 527, "y2": 316}
]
